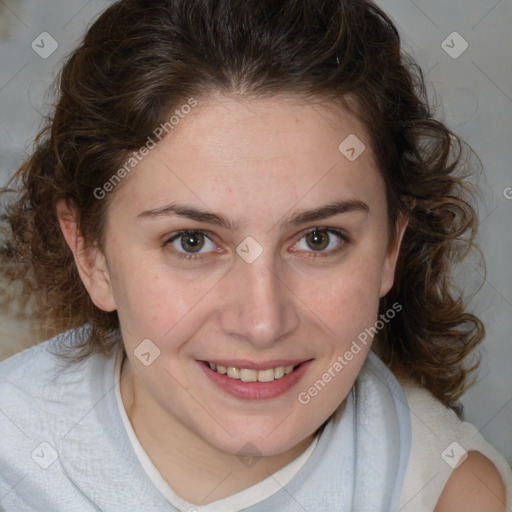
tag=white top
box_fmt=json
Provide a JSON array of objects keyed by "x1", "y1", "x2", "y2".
[{"x1": 397, "y1": 377, "x2": 512, "y2": 510}]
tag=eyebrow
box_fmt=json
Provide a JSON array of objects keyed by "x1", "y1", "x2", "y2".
[
  {"x1": 136, "y1": 198, "x2": 369, "y2": 230},
  {"x1": 282, "y1": 198, "x2": 369, "y2": 228}
]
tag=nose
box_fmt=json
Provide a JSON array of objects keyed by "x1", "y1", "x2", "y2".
[{"x1": 218, "y1": 255, "x2": 300, "y2": 349}]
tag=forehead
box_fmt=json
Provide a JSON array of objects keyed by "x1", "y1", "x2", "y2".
[
  {"x1": 171, "y1": 93, "x2": 371, "y2": 163},
  {"x1": 108, "y1": 93, "x2": 384, "y2": 223}
]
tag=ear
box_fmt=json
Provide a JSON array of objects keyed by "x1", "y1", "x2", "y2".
[
  {"x1": 56, "y1": 198, "x2": 117, "y2": 312},
  {"x1": 379, "y1": 207, "x2": 413, "y2": 298}
]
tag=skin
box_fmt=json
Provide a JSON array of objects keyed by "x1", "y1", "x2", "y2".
[
  {"x1": 57, "y1": 94, "x2": 504, "y2": 508},
  {"x1": 435, "y1": 451, "x2": 506, "y2": 512}
]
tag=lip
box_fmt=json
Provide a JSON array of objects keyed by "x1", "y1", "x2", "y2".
[{"x1": 197, "y1": 359, "x2": 313, "y2": 400}]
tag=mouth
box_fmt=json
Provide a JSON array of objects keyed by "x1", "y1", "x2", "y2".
[{"x1": 197, "y1": 359, "x2": 312, "y2": 400}]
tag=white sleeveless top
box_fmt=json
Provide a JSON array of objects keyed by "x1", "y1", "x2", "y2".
[{"x1": 397, "y1": 377, "x2": 512, "y2": 510}]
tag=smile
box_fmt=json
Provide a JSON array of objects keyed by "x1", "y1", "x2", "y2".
[{"x1": 198, "y1": 359, "x2": 312, "y2": 400}]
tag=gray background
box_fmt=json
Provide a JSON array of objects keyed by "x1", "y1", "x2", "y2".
[{"x1": 0, "y1": 0, "x2": 511, "y2": 463}]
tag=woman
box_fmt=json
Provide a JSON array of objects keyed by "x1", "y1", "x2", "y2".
[{"x1": 1, "y1": 0, "x2": 510, "y2": 510}]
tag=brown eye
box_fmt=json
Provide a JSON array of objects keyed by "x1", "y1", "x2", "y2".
[
  {"x1": 166, "y1": 230, "x2": 216, "y2": 256},
  {"x1": 305, "y1": 229, "x2": 330, "y2": 251},
  {"x1": 293, "y1": 228, "x2": 348, "y2": 256},
  {"x1": 180, "y1": 232, "x2": 205, "y2": 252}
]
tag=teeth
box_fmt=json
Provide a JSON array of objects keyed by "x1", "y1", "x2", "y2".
[
  {"x1": 240, "y1": 369, "x2": 257, "y2": 382},
  {"x1": 207, "y1": 362, "x2": 298, "y2": 382},
  {"x1": 227, "y1": 367, "x2": 240, "y2": 379},
  {"x1": 274, "y1": 367, "x2": 285, "y2": 379},
  {"x1": 257, "y1": 369, "x2": 275, "y2": 382}
]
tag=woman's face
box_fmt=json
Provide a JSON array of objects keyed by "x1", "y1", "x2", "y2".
[{"x1": 98, "y1": 94, "x2": 408, "y2": 457}]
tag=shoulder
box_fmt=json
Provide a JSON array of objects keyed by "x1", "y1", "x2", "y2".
[
  {"x1": 0, "y1": 328, "x2": 115, "y2": 449},
  {"x1": 0, "y1": 337, "x2": 69, "y2": 488},
  {"x1": 1, "y1": 336, "x2": 55, "y2": 372},
  {"x1": 434, "y1": 450, "x2": 506, "y2": 512},
  {"x1": 0, "y1": 330, "x2": 123, "y2": 508},
  {"x1": 396, "y1": 377, "x2": 512, "y2": 512},
  {"x1": 0, "y1": 328, "x2": 90, "y2": 399},
  {"x1": 0, "y1": 338, "x2": 57, "y2": 411}
]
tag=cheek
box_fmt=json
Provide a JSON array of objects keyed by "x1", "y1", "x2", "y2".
[
  {"x1": 297, "y1": 253, "x2": 384, "y2": 331},
  {"x1": 108, "y1": 253, "x2": 219, "y2": 341}
]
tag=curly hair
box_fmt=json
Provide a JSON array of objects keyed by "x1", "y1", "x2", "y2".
[{"x1": 1, "y1": 0, "x2": 485, "y2": 408}]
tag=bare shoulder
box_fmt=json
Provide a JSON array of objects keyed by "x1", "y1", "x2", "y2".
[{"x1": 434, "y1": 451, "x2": 506, "y2": 512}]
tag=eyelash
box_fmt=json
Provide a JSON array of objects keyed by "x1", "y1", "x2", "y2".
[{"x1": 163, "y1": 228, "x2": 350, "y2": 262}]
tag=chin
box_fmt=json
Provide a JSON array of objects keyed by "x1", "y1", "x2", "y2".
[{"x1": 201, "y1": 424, "x2": 302, "y2": 458}]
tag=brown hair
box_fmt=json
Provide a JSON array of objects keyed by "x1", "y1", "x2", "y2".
[{"x1": 1, "y1": 0, "x2": 484, "y2": 408}]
